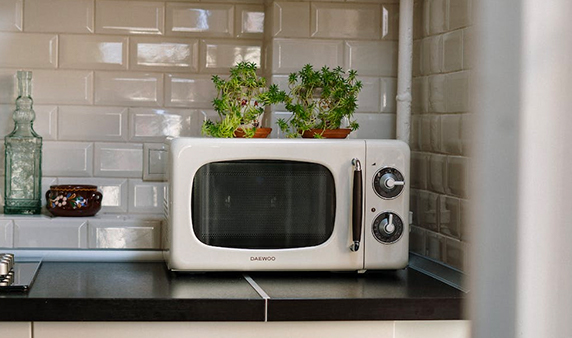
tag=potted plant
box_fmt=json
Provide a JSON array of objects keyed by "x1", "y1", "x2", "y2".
[
  {"x1": 202, "y1": 62, "x2": 286, "y2": 138},
  {"x1": 277, "y1": 65, "x2": 362, "y2": 138}
]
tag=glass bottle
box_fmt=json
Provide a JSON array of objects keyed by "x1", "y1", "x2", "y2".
[{"x1": 4, "y1": 70, "x2": 42, "y2": 214}]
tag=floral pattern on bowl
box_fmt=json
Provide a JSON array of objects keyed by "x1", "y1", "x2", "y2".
[{"x1": 46, "y1": 185, "x2": 102, "y2": 217}]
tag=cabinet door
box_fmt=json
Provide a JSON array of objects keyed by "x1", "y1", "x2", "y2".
[{"x1": 0, "y1": 322, "x2": 32, "y2": 338}]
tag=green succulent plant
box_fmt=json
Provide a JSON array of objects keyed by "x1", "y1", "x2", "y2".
[
  {"x1": 201, "y1": 62, "x2": 286, "y2": 138},
  {"x1": 277, "y1": 64, "x2": 363, "y2": 138}
]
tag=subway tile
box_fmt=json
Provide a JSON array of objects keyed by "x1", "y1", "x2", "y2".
[
  {"x1": 88, "y1": 218, "x2": 161, "y2": 249},
  {"x1": 410, "y1": 115, "x2": 421, "y2": 151},
  {"x1": 447, "y1": 156, "x2": 469, "y2": 198},
  {"x1": 412, "y1": 0, "x2": 423, "y2": 40},
  {"x1": 419, "y1": 115, "x2": 431, "y2": 151},
  {"x1": 33, "y1": 105, "x2": 58, "y2": 141},
  {"x1": 143, "y1": 143, "x2": 167, "y2": 181},
  {"x1": 413, "y1": 39, "x2": 422, "y2": 77},
  {"x1": 428, "y1": 74, "x2": 446, "y2": 113},
  {"x1": 94, "y1": 143, "x2": 143, "y2": 178},
  {"x1": 444, "y1": 237, "x2": 466, "y2": 271},
  {"x1": 43, "y1": 142, "x2": 93, "y2": 177},
  {"x1": 441, "y1": 114, "x2": 463, "y2": 155},
  {"x1": 422, "y1": 0, "x2": 431, "y2": 37},
  {"x1": 0, "y1": 70, "x2": 16, "y2": 104},
  {"x1": 33, "y1": 70, "x2": 94, "y2": 105},
  {"x1": 443, "y1": 30, "x2": 463, "y2": 73},
  {"x1": 425, "y1": 231, "x2": 443, "y2": 260},
  {"x1": 200, "y1": 39, "x2": 262, "y2": 73},
  {"x1": 445, "y1": 71, "x2": 470, "y2": 112},
  {"x1": 460, "y1": 113, "x2": 473, "y2": 156},
  {"x1": 410, "y1": 152, "x2": 428, "y2": 190},
  {"x1": 351, "y1": 113, "x2": 395, "y2": 139},
  {"x1": 428, "y1": 154, "x2": 447, "y2": 194},
  {"x1": 129, "y1": 108, "x2": 205, "y2": 142},
  {"x1": 58, "y1": 106, "x2": 128, "y2": 142},
  {"x1": 356, "y1": 77, "x2": 381, "y2": 113},
  {"x1": 449, "y1": 0, "x2": 472, "y2": 30},
  {"x1": 165, "y1": 74, "x2": 217, "y2": 108},
  {"x1": 166, "y1": 3, "x2": 234, "y2": 38},
  {"x1": 0, "y1": 0, "x2": 22, "y2": 32},
  {"x1": 60, "y1": 35, "x2": 127, "y2": 70},
  {"x1": 24, "y1": 0, "x2": 94, "y2": 33},
  {"x1": 429, "y1": 0, "x2": 448, "y2": 35},
  {"x1": 94, "y1": 71, "x2": 163, "y2": 107},
  {"x1": 14, "y1": 219, "x2": 88, "y2": 248},
  {"x1": 273, "y1": 39, "x2": 343, "y2": 74},
  {"x1": 463, "y1": 27, "x2": 474, "y2": 69},
  {"x1": 460, "y1": 198, "x2": 470, "y2": 242},
  {"x1": 311, "y1": 3, "x2": 380, "y2": 39},
  {"x1": 381, "y1": 4, "x2": 399, "y2": 40},
  {"x1": 411, "y1": 76, "x2": 429, "y2": 114},
  {"x1": 380, "y1": 77, "x2": 397, "y2": 113},
  {"x1": 0, "y1": 33, "x2": 57, "y2": 69},
  {"x1": 0, "y1": 105, "x2": 12, "y2": 141},
  {"x1": 394, "y1": 320, "x2": 471, "y2": 338},
  {"x1": 130, "y1": 37, "x2": 199, "y2": 72},
  {"x1": 235, "y1": 4, "x2": 264, "y2": 38},
  {"x1": 272, "y1": 2, "x2": 310, "y2": 38},
  {"x1": 128, "y1": 179, "x2": 166, "y2": 214},
  {"x1": 0, "y1": 220, "x2": 13, "y2": 248},
  {"x1": 440, "y1": 196, "x2": 461, "y2": 239},
  {"x1": 429, "y1": 115, "x2": 441, "y2": 152},
  {"x1": 344, "y1": 41, "x2": 397, "y2": 77},
  {"x1": 409, "y1": 189, "x2": 418, "y2": 225},
  {"x1": 422, "y1": 35, "x2": 442, "y2": 75},
  {"x1": 96, "y1": 0, "x2": 164, "y2": 35},
  {"x1": 409, "y1": 226, "x2": 426, "y2": 256},
  {"x1": 57, "y1": 177, "x2": 128, "y2": 213}
]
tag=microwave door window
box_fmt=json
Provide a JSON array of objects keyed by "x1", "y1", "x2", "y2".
[{"x1": 191, "y1": 160, "x2": 336, "y2": 249}]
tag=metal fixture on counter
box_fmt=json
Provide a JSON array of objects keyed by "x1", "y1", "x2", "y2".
[{"x1": 0, "y1": 253, "x2": 42, "y2": 292}]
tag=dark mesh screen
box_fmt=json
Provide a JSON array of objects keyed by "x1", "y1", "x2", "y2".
[{"x1": 192, "y1": 160, "x2": 336, "y2": 249}]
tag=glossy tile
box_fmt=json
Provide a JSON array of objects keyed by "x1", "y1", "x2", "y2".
[
  {"x1": 440, "y1": 196, "x2": 461, "y2": 239},
  {"x1": 311, "y1": 3, "x2": 380, "y2": 39},
  {"x1": 235, "y1": 4, "x2": 264, "y2": 38},
  {"x1": 166, "y1": 3, "x2": 234, "y2": 37},
  {"x1": 129, "y1": 108, "x2": 206, "y2": 142},
  {"x1": 88, "y1": 218, "x2": 161, "y2": 249},
  {"x1": 447, "y1": 156, "x2": 469, "y2": 198},
  {"x1": 143, "y1": 143, "x2": 167, "y2": 181},
  {"x1": 130, "y1": 37, "x2": 199, "y2": 72},
  {"x1": 58, "y1": 177, "x2": 128, "y2": 213},
  {"x1": 429, "y1": 154, "x2": 447, "y2": 194},
  {"x1": 351, "y1": 113, "x2": 395, "y2": 139},
  {"x1": 449, "y1": 0, "x2": 472, "y2": 30},
  {"x1": 428, "y1": 74, "x2": 446, "y2": 113},
  {"x1": 33, "y1": 105, "x2": 58, "y2": 141},
  {"x1": 0, "y1": 70, "x2": 17, "y2": 104},
  {"x1": 429, "y1": 115, "x2": 442, "y2": 152},
  {"x1": 60, "y1": 35, "x2": 127, "y2": 70},
  {"x1": 380, "y1": 77, "x2": 397, "y2": 113},
  {"x1": 429, "y1": 0, "x2": 448, "y2": 35},
  {"x1": 96, "y1": 0, "x2": 164, "y2": 35},
  {"x1": 410, "y1": 152, "x2": 428, "y2": 190},
  {"x1": 443, "y1": 30, "x2": 463, "y2": 73},
  {"x1": 165, "y1": 74, "x2": 217, "y2": 108},
  {"x1": 463, "y1": 27, "x2": 474, "y2": 69},
  {"x1": 128, "y1": 179, "x2": 166, "y2": 214},
  {"x1": 410, "y1": 116, "x2": 421, "y2": 151},
  {"x1": 32, "y1": 70, "x2": 93, "y2": 105},
  {"x1": 0, "y1": 0, "x2": 22, "y2": 32},
  {"x1": 422, "y1": 35, "x2": 443, "y2": 75},
  {"x1": 356, "y1": 77, "x2": 380, "y2": 113},
  {"x1": 273, "y1": 39, "x2": 343, "y2": 74},
  {"x1": 200, "y1": 39, "x2": 262, "y2": 73},
  {"x1": 419, "y1": 115, "x2": 431, "y2": 151},
  {"x1": 94, "y1": 71, "x2": 163, "y2": 107},
  {"x1": 411, "y1": 76, "x2": 429, "y2": 114},
  {"x1": 344, "y1": 41, "x2": 397, "y2": 77},
  {"x1": 413, "y1": 39, "x2": 422, "y2": 77},
  {"x1": 43, "y1": 142, "x2": 93, "y2": 177},
  {"x1": 381, "y1": 4, "x2": 399, "y2": 40},
  {"x1": 445, "y1": 71, "x2": 470, "y2": 113},
  {"x1": 444, "y1": 237, "x2": 466, "y2": 271},
  {"x1": 417, "y1": 190, "x2": 438, "y2": 232},
  {"x1": 0, "y1": 219, "x2": 13, "y2": 248},
  {"x1": 409, "y1": 226, "x2": 426, "y2": 256},
  {"x1": 14, "y1": 219, "x2": 88, "y2": 248},
  {"x1": 58, "y1": 106, "x2": 128, "y2": 142},
  {"x1": 94, "y1": 143, "x2": 143, "y2": 178},
  {"x1": 441, "y1": 114, "x2": 463, "y2": 155},
  {"x1": 0, "y1": 33, "x2": 57, "y2": 69},
  {"x1": 24, "y1": 0, "x2": 94, "y2": 33},
  {"x1": 272, "y1": 2, "x2": 310, "y2": 38}
]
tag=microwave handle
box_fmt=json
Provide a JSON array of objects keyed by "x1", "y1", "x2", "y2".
[{"x1": 350, "y1": 159, "x2": 363, "y2": 252}]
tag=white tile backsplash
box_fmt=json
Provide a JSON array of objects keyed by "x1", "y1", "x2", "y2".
[
  {"x1": 272, "y1": 38, "x2": 343, "y2": 74},
  {"x1": 143, "y1": 143, "x2": 167, "y2": 181},
  {"x1": 88, "y1": 218, "x2": 161, "y2": 249},
  {"x1": 94, "y1": 71, "x2": 164, "y2": 107},
  {"x1": 33, "y1": 105, "x2": 58, "y2": 141},
  {"x1": 272, "y1": 2, "x2": 310, "y2": 38},
  {"x1": 128, "y1": 179, "x2": 166, "y2": 213},
  {"x1": 33, "y1": 70, "x2": 94, "y2": 105},
  {"x1": 130, "y1": 37, "x2": 199, "y2": 72},
  {"x1": 166, "y1": 3, "x2": 234, "y2": 37},
  {"x1": 129, "y1": 108, "x2": 205, "y2": 142},
  {"x1": 57, "y1": 178, "x2": 128, "y2": 213},
  {"x1": 344, "y1": 41, "x2": 398, "y2": 77},
  {"x1": 0, "y1": 0, "x2": 22, "y2": 32},
  {"x1": 24, "y1": 0, "x2": 94, "y2": 33},
  {"x1": 95, "y1": 0, "x2": 164, "y2": 35},
  {"x1": 235, "y1": 5, "x2": 264, "y2": 38},
  {"x1": 165, "y1": 74, "x2": 217, "y2": 108},
  {"x1": 0, "y1": 220, "x2": 14, "y2": 248},
  {"x1": 60, "y1": 35, "x2": 127, "y2": 70},
  {"x1": 94, "y1": 143, "x2": 143, "y2": 178},
  {"x1": 200, "y1": 39, "x2": 262, "y2": 73},
  {"x1": 58, "y1": 106, "x2": 128, "y2": 142},
  {"x1": 311, "y1": 3, "x2": 381, "y2": 39},
  {"x1": 14, "y1": 219, "x2": 88, "y2": 248},
  {"x1": 43, "y1": 142, "x2": 94, "y2": 177},
  {"x1": 0, "y1": 33, "x2": 57, "y2": 69}
]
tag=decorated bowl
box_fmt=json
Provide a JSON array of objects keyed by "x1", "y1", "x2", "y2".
[{"x1": 46, "y1": 185, "x2": 102, "y2": 217}]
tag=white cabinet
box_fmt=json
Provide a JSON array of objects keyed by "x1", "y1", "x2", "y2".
[{"x1": 0, "y1": 322, "x2": 32, "y2": 338}]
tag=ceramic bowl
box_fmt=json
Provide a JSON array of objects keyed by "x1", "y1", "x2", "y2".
[{"x1": 46, "y1": 185, "x2": 102, "y2": 217}]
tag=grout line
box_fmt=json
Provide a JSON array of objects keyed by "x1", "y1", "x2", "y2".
[{"x1": 243, "y1": 273, "x2": 269, "y2": 322}]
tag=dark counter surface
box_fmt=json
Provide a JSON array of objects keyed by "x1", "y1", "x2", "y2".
[{"x1": 0, "y1": 262, "x2": 464, "y2": 322}]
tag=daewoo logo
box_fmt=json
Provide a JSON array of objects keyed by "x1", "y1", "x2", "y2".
[{"x1": 250, "y1": 256, "x2": 276, "y2": 262}]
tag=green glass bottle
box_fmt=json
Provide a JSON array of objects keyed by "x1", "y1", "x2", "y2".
[{"x1": 4, "y1": 70, "x2": 42, "y2": 214}]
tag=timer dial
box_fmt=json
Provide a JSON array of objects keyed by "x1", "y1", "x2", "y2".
[
  {"x1": 373, "y1": 167, "x2": 405, "y2": 199},
  {"x1": 372, "y1": 212, "x2": 404, "y2": 244}
]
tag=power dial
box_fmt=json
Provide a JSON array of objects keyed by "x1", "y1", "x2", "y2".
[
  {"x1": 372, "y1": 212, "x2": 404, "y2": 244},
  {"x1": 373, "y1": 167, "x2": 405, "y2": 199}
]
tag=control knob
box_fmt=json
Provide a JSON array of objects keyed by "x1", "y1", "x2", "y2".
[
  {"x1": 373, "y1": 167, "x2": 405, "y2": 199},
  {"x1": 372, "y1": 212, "x2": 404, "y2": 244}
]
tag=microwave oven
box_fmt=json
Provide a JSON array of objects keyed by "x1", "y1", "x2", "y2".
[{"x1": 164, "y1": 137, "x2": 410, "y2": 272}]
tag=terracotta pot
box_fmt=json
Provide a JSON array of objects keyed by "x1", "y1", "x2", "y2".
[
  {"x1": 301, "y1": 128, "x2": 352, "y2": 139},
  {"x1": 234, "y1": 127, "x2": 272, "y2": 138},
  {"x1": 46, "y1": 185, "x2": 102, "y2": 217}
]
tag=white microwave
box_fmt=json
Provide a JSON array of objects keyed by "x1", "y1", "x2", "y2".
[{"x1": 164, "y1": 137, "x2": 410, "y2": 272}]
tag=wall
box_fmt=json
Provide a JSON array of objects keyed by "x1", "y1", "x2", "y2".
[
  {"x1": 409, "y1": 0, "x2": 472, "y2": 271},
  {"x1": 0, "y1": 0, "x2": 398, "y2": 251}
]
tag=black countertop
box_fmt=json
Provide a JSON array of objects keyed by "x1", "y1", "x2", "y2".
[{"x1": 0, "y1": 262, "x2": 464, "y2": 322}]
